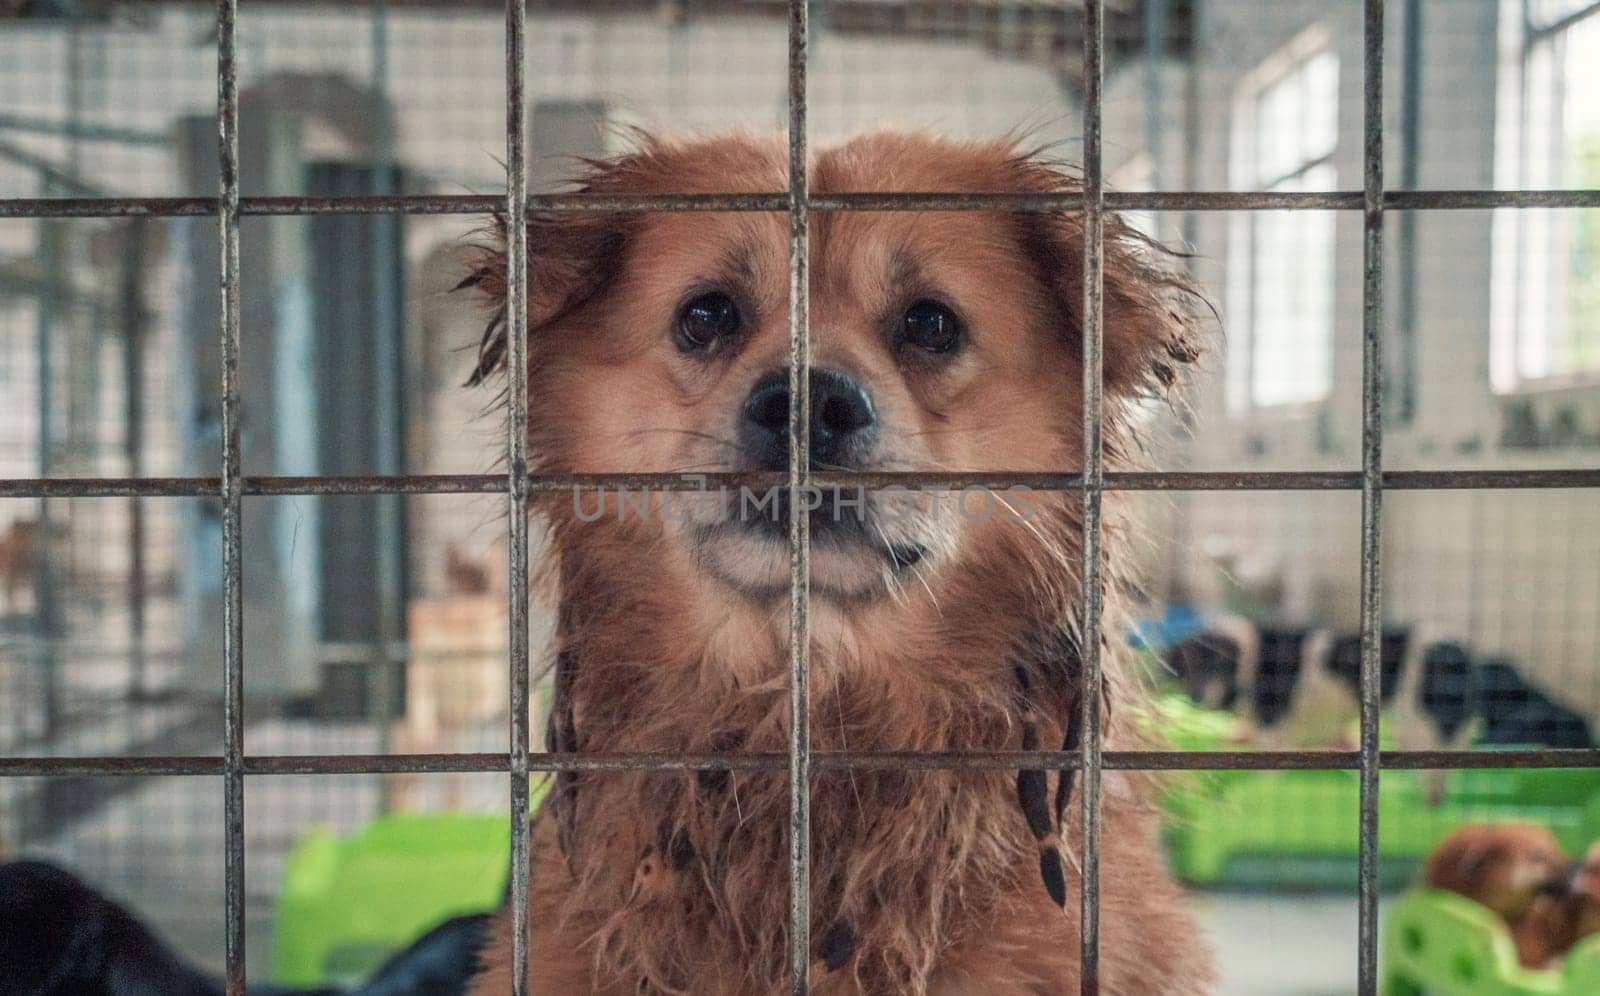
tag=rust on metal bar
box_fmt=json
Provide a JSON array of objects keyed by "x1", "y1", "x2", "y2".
[
  {"x1": 1384, "y1": 188, "x2": 1600, "y2": 209},
  {"x1": 5, "y1": 468, "x2": 1600, "y2": 500},
  {"x1": 6, "y1": 188, "x2": 1600, "y2": 221},
  {"x1": 4, "y1": 747, "x2": 1599, "y2": 778},
  {"x1": 504, "y1": 0, "x2": 534, "y2": 992},
  {"x1": 1079, "y1": 1, "x2": 1107, "y2": 990},
  {"x1": 1355, "y1": 0, "x2": 1387, "y2": 990},
  {"x1": 528, "y1": 191, "x2": 789, "y2": 212},
  {"x1": 785, "y1": 0, "x2": 813, "y2": 990},
  {"x1": 215, "y1": 0, "x2": 247, "y2": 990},
  {"x1": 0, "y1": 197, "x2": 217, "y2": 218}
]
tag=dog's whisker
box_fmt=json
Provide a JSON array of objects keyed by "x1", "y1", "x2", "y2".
[
  {"x1": 657, "y1": 460, "x2": 736, "y2": 475},
  {"x1": 624, "y1": 427, "x2": 742, "y2": 450},
  {"x1": 871, "y1": 517, "x2": 941, "y2": 614},
  {"x1": 899, "y1": 426, "x2": 976, "y2": 440},
  {"x1": 828, "y1": 627, "x2": 866, "y2": 813}
]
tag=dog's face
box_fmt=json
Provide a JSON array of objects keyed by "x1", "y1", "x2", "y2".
[
  {"x1": 471, "y1": 133, "x2": 1198, "y2": 609},
  {"x1": 1423, "y1": 824, "x2": 1570, "y2": 918}
]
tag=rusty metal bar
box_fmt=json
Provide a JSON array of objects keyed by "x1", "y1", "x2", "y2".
[
  {"x1": 4, "y1": 747, "x2": 1599, "y2": 778},
  {"x1": 0, "y1": 196, "x2": 219, "y2": 218},
  {"x1": 786, "y1": 0, "x2": 813, "y2": 991},
  {"x1": 528, "y1": 192, "x2": 789, "y2": 212},
  {"x1": 1079, "y1": 1, "x2": 1105, "y2": 990},
  {"x1": 1357, "y1": 0, "x2": 1387, "y2": 990},
  {"x1": 1381, "y1": 189, "x2": 1600, "y2": 209},
  {"x1": 819, "y1": 190, "x2": 1367, "y2": 211},
  {"x1": 0, "y1": 11, "x2": 1595, "y2": 996},
  {"x1": 215, "y1": 0, "x2": 246, "y2": 991},
  {"x1": 7, "y1": 188, "x2": 1600, "y2": 219},
  {"x1": 6, "y1": 468, "x2": 1600, "y2": 499},
  {"x1": 504, "y1": 0, "x2": 534, "y2": 992}
]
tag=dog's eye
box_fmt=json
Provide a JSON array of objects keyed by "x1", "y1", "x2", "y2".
[
  {"x1": 677, "y1": 292, "x2": 741, "y2": 351},
  {"x1": 899, "y1": 299, "x2": 963, "y2": 354}
]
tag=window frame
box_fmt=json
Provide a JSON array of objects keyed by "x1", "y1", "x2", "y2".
[
  {"x1": 1225, "y1": 25, "x2": 1341, "y2": 416},
  {"x1": 1489, "y1": 0, "x2": 1600, "y2": 393}
]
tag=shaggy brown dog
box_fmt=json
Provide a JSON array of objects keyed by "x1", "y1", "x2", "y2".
[
  {"x1": 1423, "y1": 824, "x2": 1574, "y2": 968},
  {"x1": 464, "y1": 132, "x2": 1213, "y2": 995}
]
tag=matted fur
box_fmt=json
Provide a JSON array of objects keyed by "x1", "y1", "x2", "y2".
[{"x1": 465, "y1": 132, "x2": 1214, "y2": 994}]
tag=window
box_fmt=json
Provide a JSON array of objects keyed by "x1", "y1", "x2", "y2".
[
  {"x1": 1226, "y1": 30, "x2": 1339, "y2": 412},
  {"x1": 1491, "y1": 0, "x2": 1600, "y2": 390}
]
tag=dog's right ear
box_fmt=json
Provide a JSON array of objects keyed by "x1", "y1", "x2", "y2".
[
  {"x1": 459, "y1": 159, "x2": 642, "y2": 387},
  {"x1": 1004, "y1": 150, "x2": 1207, "y2": 404}
]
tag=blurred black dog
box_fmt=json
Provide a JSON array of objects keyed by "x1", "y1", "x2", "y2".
[
  {"x1": 0, "y1": 861, "x2": 489, "y2": 996},
  {"x1": 1164, "y1": 617, "x2": 1594, "y2": 762}
]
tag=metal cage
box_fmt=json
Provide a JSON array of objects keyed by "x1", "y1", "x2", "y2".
[{"x1": 2, "y1": 1, "x2": 1600, "y2": 994}]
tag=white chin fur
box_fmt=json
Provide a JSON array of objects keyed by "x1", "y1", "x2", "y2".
[{"x1": 691, "y1": 527, "x2": 895, "y2": 602}]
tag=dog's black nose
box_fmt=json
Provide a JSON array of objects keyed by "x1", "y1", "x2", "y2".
[{"x1": 739, "y1": 368, "x2": 877, "y2": 470}]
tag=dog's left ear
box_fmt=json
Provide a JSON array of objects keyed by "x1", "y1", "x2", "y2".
[
  {"x1": 459, "y1": 155, "x2": 649, "y2": 386},
  {"x1": 1008, "y1": 155, "x2": 1206, "y2": 401}
]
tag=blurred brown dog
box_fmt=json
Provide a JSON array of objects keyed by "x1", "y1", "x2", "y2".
[
  {"x1": 1423, "y1": 824, "x2": 1573, "y2": 968},
  {"x1": 463, "y1": 132, "x2": 1212, "y2": 994}
]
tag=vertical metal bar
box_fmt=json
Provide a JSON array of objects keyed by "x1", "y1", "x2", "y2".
[
  {"x1": 786, "y1": 0, "x2": 812, "y2": 992},
  {"x1": 505, "y1": 1, "x2": 533, "y2": 994},
  {"x1": 1079, "y1": 1, "x2": 1105, "y2": 992},
  {"x1": 215, "y1": 0, "x2": 245, "y2": 992},
  {"x1": 1357, "y1": 0, "x2": 1387, "y2": 993}
]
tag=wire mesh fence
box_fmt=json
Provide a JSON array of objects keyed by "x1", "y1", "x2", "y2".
[{"x1": 0, "y1": 1, "x2": 1598, "y2": 994}]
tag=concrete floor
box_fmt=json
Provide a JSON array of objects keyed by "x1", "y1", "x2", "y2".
[{"x1": 1197, "y1": 893, "x2": 1389, "y2": 995}]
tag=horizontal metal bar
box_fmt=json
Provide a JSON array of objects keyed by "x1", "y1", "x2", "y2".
[
  {"x1": 0, "y1": 197, "x2": 215, "y2": 218},
  {"x1": 4, "y1": 748, "x2": 1596, "y2": 778},
  {"x1": 526, "y1": 192, "x2": 789, "y2": 212},
  {"x1": 0, "y1": 476, "x2": 222, "y2": 497},
  {"x1": 1380, "y1": 749, "x2": 1600, "y2": 770},
  {"x1": 816, "y1": 191, "x2": 1368, "y2": 212},
  {"x1": 248, "y1": 473, "x2": 510, "y2": 495},
  {"x1": 0, "y1": 755, "x2": 226, "y2": 776},
  {"x1": 1113, "y1": 469, "x2": 1600, "y2": 491},
  {"x1": 1383, "y1": 188, "x2": 1600, "y2": 209},
  {"x1": 4, "y1": 189, "x2": 1597, "y2": 220},
  {"x1": 249, "y1": 753, "x2": 511, "y2": 775},
  {"x1": 1107, "y1": 190, "x2": 1364, "y2": 211},
  {"x1": 5, "y1": 468, "x2": 1599, "y2": 499},
  {"x1": 0, "y1": 195, "x2": 502, "y2": 218},
  {"x1": 0, "y1": 474, "x2": 508, "y2": 498},
  {"x1": 247, "y1": 194, "x2": 504, "y2": 215},
  {"x1": 236, "y1": 193, "x2": 787, "y2": 215},
  {"x1": 0, "y1": 192, "x2": 782, "y2": 219},
  {"x1": 263, "y1": 751, "x2": 779, "y2": 775}
]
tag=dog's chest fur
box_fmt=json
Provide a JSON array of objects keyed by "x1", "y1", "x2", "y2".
[{"x1": 548, "y1": 628, "x2": 1062, "y2": 994}]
